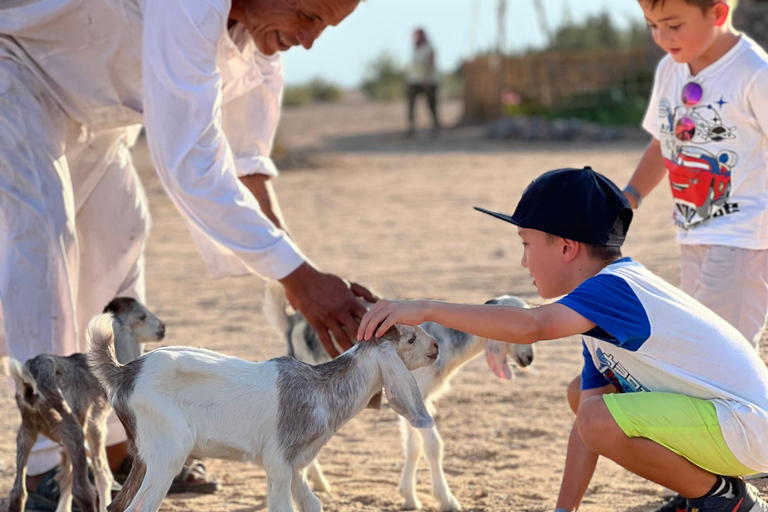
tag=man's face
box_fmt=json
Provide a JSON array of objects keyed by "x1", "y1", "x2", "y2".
[
  {"x1": 640, "y1": 0, "x2": 724, "y2": 64},
  {"x1": 234, "y1": 0, "x2": 360, "y2": 55},
  {"x1": 518, "y1": 228, "x2": 569, "y2": 299}
]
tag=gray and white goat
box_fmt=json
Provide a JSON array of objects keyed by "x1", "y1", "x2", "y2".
[
  {"x1": 8, "y1": 298, "x2": 165, "y2": 512},
  {"x1": 88, "y1": 309, "x2": 438, "y2": 512},
  {"x1": 264, "y1": 284, "x2": 534, "y2": 512}
]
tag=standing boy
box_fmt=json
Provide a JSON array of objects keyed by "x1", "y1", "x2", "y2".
[
  {"x1": 358, "y1": 167, "x2": 768, "y2": 512},
  {"x1": 624, "y1": 0, "x2": 768, "y2": 349}
]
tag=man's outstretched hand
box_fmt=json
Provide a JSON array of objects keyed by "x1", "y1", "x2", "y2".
[{"x1": 279, "y1": 262, "x2": 378, "y2": 357}]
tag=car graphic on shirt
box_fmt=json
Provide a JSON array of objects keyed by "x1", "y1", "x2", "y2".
[{"x1": 665, "y1": 146, "x2": 735, "y2": 222}]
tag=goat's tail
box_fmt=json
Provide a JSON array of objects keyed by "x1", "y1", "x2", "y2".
[
  {"x1": 8, "y1": 357, "x2": 38, "y2": 400},
  {"x1": 87, "y1": 313, "x2": 124, "y2": 395},
  {"x1": 263, "y1": 280, "x2": 291, "y2": 336}
]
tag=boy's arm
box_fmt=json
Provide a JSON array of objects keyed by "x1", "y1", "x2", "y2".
[
  {"x1": 357, "y1": 300, "x2": 595, "y2": 343},
  {"x1": 624, "y1": 138, "x2": 666, "y2": 209},
  {"x1": 556, "y1": 384, "x2": 617, "y2": 511}
]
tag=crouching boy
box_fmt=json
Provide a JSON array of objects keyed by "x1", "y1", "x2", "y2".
[{"x1": 357, "y1": 166, "x2": 768, "y2": 512}]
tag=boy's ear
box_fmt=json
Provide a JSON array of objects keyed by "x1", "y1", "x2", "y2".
[
  {"x1": 561, "y1": 238, "x2": 580, "y2": 263},
  {"x1": 713, "y1": 2, "x2": 730, "y2": 27}
]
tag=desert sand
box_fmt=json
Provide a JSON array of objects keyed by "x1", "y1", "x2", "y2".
[{"x1": 1, "y1": 98, "x2": 766, "y2": 512}]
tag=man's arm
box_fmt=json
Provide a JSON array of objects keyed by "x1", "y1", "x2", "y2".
[
  {"x1": 556, "y1": 385, "x2": 616, "y2": 511},
  {"x1": 239, "y1": 174, "x2": 286, "y2": 231},
  {"x1": 623, "y1": 138, "x2": 666, "y2": 209},
  {"x1": 357, "y1": 300, "x2": 595, "y2": 343}
]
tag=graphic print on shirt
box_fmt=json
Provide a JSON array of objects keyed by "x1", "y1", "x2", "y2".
[
  {"x1": 657, "y1": 91, "x2": 739, "y2": 229},
  {"x1": 595, "y1": 347, "x2": 650, "y2": 393}
]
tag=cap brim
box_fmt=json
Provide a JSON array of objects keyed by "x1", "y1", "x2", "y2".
[{"x1": 474, "y1": 206, "x2": 518, "y2": 225}]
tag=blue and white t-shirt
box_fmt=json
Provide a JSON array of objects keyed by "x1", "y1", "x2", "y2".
[{"x1": 559, "y1": 258, "x2": 768, "y2": 472}]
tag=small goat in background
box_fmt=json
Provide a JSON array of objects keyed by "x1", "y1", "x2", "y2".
[
  {"x1": 8, "y1": 298, "x2": 165, "y2": 512},
  {"x1": 264, "y1": 284, "x2": 534, "y2": 512},
  {"x1": 88, "y1": 310, "x2": 438, "y2": 512}
]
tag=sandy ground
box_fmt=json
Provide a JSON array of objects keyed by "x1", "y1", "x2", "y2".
[{"x1": 1, "y1": 98, "x2": 767, "y2": 512}]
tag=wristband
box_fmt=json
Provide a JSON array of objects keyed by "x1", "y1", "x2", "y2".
[{"x1": 623, "y1": 184, "x2": 642, "y2": 207}]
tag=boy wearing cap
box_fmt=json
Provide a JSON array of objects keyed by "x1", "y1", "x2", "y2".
[
  {"x1": 358, "y1": 167, "x2": 768, "y2": 512},
  {"x1": 624, "y1": 0, "x2": 768, "y2": 350}
]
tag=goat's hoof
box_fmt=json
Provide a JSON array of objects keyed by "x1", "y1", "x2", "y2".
[
  {"x1": 311, "y1": 479, "x2": 331, "y2": 493},
  {"x1": 436, "y1": 492, "x2": 462, "y2": 512},
  {"x1": 401, "y1": 497, "x2": 423, "y2": 510}
]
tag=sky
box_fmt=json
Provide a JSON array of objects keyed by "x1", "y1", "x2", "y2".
[{"x1": 282, "y1": 0, "x2": 648, "y2": 87}]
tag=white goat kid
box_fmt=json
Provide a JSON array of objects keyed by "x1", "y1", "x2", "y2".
[
  {"x1": 8, "y1": 298, "x2": 165, "y2": 512},
  {"x1": 264, "y1": 285, "x2": 534, "y2": 512},
  {"x1": 87, "y1": 313, "x2": 439, "y2": 512}
]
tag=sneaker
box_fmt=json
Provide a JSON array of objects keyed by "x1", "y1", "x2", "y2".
[
  {"x1": 687, "y1": 477, "x2": 768, "y2": 512},
  {"x1": 654, "y1": 493, "x2": 687, "y2": 512}
]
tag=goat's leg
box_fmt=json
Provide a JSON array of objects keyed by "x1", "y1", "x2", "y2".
[
  {"x1": 8, "y1": 426, "x2": 36, "y2": 512},
  {"x1": 304, "y1": 458, "x2": 330, "y2": 493},
  {"x1": 108, "y1": 452, "x2": 146, "y2": 512},
  {"x1": 398, "y1": 419, "x2": 423, "y2": 511},
  {"x1": 264, "y1": 459, "x2": 294, "y2": 512},
  {"x1": 421, "y1": 425, "x2": 461, "y2": 512},
  {"x1": 59, "y1": 425, "x2": 97, "y2": 512},
  {"x1": 55, "y1": 450, "x2": 74, "y2": 512},
  {"x1": 123, "y1": 452, "x2": 184, "y2": 512},
  {"x1": 86, "y1": 420, "x2": 113, "y2": 512},
  {"x1": 291, "y1": 468, "x2": 322, "y2": 512}
]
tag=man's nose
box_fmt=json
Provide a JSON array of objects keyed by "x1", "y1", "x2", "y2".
[{"x1": 297, "y1": 25, "x2": 324, "y2": 49}]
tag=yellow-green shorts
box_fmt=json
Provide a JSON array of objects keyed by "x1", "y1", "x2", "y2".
[{"x1": 604, "y1": 392, "x2": 757, "y2": 477}]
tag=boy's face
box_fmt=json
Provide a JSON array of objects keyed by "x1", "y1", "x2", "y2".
[
  {"x1": 518, "y1": 228, "x2": 570, "y2": 299},
  {"x1": 640, "y1": 0, "x2": 726, "y2": 64}
]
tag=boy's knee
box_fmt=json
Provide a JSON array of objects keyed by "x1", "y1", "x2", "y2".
[
  {"x1": 575, "y1": 396, "x2": 615, "y2": 452},
  {"x1": 567, "y1": 376, "x2": 581, "y2": 414}
]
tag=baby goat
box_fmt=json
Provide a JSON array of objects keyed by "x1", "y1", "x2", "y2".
[
  {"x1": 264, "y1": 286, "x2": 533, "y2": 512},
  {"x1": 87, "y1": 311, "x2": 439, "y2": 512},
  {"x1": 8, "y1": 298, "x2": 165, "y2": 512}
]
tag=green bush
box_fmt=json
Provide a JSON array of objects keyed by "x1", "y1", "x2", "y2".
[
  {"x1": 361, "y1": 52, "x2": 406, "y2": 101},
  {"x1": 282, "y1": 77, "x2": 343, "y2": 107}
]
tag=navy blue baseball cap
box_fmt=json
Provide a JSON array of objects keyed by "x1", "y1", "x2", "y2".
[{"x1": 474, "y1": 166, "x2": 633, "y2": 247}]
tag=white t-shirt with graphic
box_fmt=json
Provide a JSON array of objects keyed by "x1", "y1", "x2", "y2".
[
  {"x1": 643, "y1": 36, "x2": 768, "y2": 248},
  {"x1": 559, "y1": 258, "x2": 768, "y2": 472}
]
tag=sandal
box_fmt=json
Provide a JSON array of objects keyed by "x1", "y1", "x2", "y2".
[{"x1": 114, "y1": 456, "x2": 221, "y2": 495}]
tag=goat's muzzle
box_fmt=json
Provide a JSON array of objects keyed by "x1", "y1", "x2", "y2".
[{"x1": 428, "y1": 341, "x2": 439, "y2": 360}]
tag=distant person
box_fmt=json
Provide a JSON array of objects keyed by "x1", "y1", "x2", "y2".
[{"x1": 406, "y1": 28, "x2": 440, "y2": 137}]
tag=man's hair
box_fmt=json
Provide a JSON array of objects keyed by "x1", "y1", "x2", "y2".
[
  {"x1": 645, "y1": 0, "x2": 737, "y2": 13},
  {"x1": 545, "y1": 234, "x2": 623, "y2": 263}
]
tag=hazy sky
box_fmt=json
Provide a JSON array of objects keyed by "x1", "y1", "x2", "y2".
[{"x1": 281, "y1": 0, "x2": 647, "y2": 87}]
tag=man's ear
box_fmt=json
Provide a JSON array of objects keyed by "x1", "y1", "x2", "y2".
[{"x1": 713, "y1": 2, "x2": 730, "y2": 27}]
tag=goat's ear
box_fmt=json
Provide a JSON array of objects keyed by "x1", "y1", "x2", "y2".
[
  {"x1": 379, "y1": 345, "x2": 433, "y2": 428},
  {"x1": 8, "y1": 358, "x2": 37, "y2": 394},
  {"x1": 484, "y1": 339, "x2": 514, "y2": 380}
]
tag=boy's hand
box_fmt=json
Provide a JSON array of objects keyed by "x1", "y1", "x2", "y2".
[{"x1": 357, "y1": 300, "x2": 429, "y2": 340}]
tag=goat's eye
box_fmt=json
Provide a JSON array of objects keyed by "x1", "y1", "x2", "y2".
[
  {"x1": 408, "y1": 335, "x2": 416, "y2": 344},
  {"x1": 138, "y1": 314, "x2": 147, "y2": 321}
]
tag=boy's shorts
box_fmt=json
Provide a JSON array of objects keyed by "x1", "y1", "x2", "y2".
[
  {"x1": 604, "y1": 392, "x2": 757, "y2": 476},
  {"x1": 680, "y1": 244, "x2": 768, "y2": 350}
]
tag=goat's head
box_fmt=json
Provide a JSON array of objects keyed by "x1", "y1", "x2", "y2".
[
  {"x1": 8, "y1": 355, "x2": 66, "y2": 413},
  {"x1": 483, "y1": 295, "x2": 535, "y2": 380},
  {"x1": 371, "y1": 324, "x2": 437, "y2": 428},
  {"x1": 104, "y1": 297, "x2": 165, "y2": 343},
  {"x1": 380, "y1": 324, "x2": 438, "y2": 371}
]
